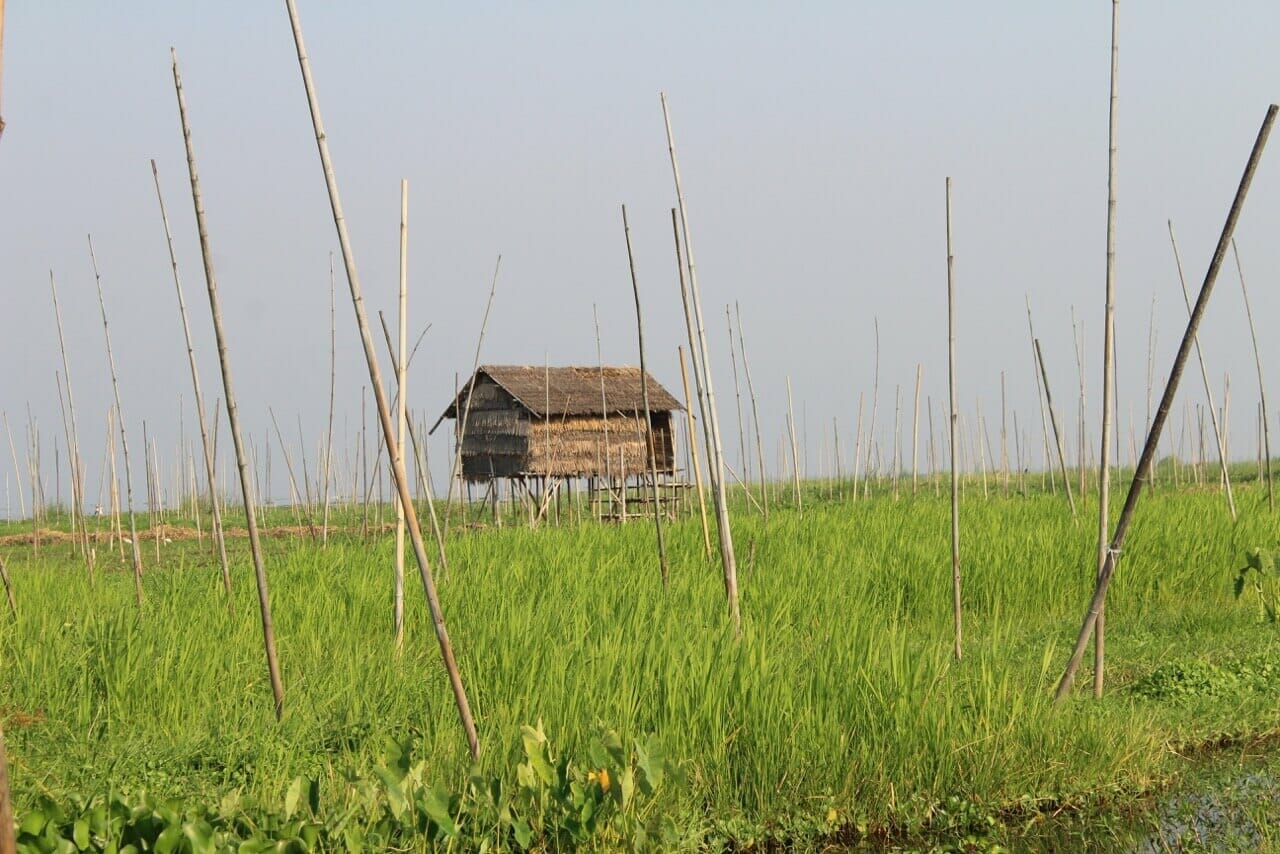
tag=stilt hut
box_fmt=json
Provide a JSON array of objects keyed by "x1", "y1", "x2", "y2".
[{"x1": 432, "y1": 365, "x2": 686, "y2": 521}]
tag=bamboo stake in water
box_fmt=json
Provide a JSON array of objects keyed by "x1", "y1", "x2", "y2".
[
  {"x1": 1034, "y1": 340, "x2": 1078, "y2": 516},
  {"x1": 662, "y1": 94, "x2": 739, "y2": 629},
  {"x1": 1233, "y1": 239, "x2": 1273, "y2": 512},
  {"x1": 394, "y1": 179, "x2": 408, "y2": 651},
  {"x1": 173, "y1": 49, "x2": 285, "y2": 717},
  {"x1": 945, "y1": 177, "x2": 962, "y2": 661},
  {"x1": 150, "y1": 158, "x2": 232, "y2": 611},
  {"x1": 1169, "y1": 220, "x2": 1236, "y2": 521},
  {"x1": 88, "y1": 237, "x2": 145, "y2": 608},
  {"x1": 622, "y1": 204, "x2": 669, "y2": 587},
  {"x1": 283, "y1": 0, "x2": 479, "y2": 756},
  {"x1": 1055, "y1": 102, "x2": 1277, "y2": 702}
]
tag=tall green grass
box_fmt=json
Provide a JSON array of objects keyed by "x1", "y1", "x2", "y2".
[{"x1": 2, "y1": 483, "x2": 1279, "y2": 838}]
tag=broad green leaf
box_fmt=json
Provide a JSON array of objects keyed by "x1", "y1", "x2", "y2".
[
  {"x1": 73, "y1": 817, "x2": 90, "y2": 850},
  {"x1": 636, "y1": 736, "x2": 666, "y2": 793},
  {"x1": 373, "y1": 767, "x2": 408, "y2": 820},
  {"x1": 154, "y1": 824, "x2": 183, "y2": 854},
  {"x1": 422, "y1": 783, "x2": 458, "y2": 837},
  {"x1": 512, "y1": 817, "x2": 533, "y2": 850}
]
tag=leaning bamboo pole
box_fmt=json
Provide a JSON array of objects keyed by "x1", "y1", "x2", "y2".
[
  {"x1": 945, "y1": 177, "x2": 962, "y2": 661},
  {"x1": 1055, "y1": 103, "x2": 1277, "y2": 702},
  {"x1": 173, "y1": 50, "x2": 285, "y2": 718},
  {"x1": 677, "y1": 346, "x2": 712, "y2": 551},
  {"x1": 726, "y1": 305, "x2": 749, "y2": 489},
  {"x1": 1026, "y1": 297, "x2": 1055, "y2": 494},
  {"x1": 1233, "y1": 239, "x2": 1273, "y2": 512},
  {"x1": 662, "y1": 94, "x2": 739, "y2": 630},
  {"x1": 1094, "y1": 0, "x2": 1120, "y2": 699},
  {"x1": 268, "y1": 408, "x2": 317, "y2": 539},
  {"x1": 283, "y1": 0, "x2": 479, "y2": 757},
  {"x1": 2, "y1": 413, "x2": 24, "y2": 520},
  {"x1": 394, "y1": 179, "x2": 408, "y2": 651},
  {"x1": 622, "y1": 204, "x2": 669, "y2": 587},
  {"x1": 671, "y1": 209, "x2": 715, "y2": 527},
  {"x1": 442, "y1": 258, "x2": 499, "y2": 536},
  {"x1": 48, "y1": 274, "x2": 92, "y2": 576},
  {"x1": 88, "y1": 237, "x2": 145, "y2": 608},
  {"x1": 1035, "y1": 340, "x2": 1078, "y2": 516},
  {"x1": 735, "y1": 304, "x2": 769, "y2": 520},
  {"x1": 1169, "y1": 220, "x2": 1236, "y2": 520},
  {"x1": 150, "y1": 157, "x2": 233, "y2": 612}
]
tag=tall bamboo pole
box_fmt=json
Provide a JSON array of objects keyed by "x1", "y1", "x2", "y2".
[
  {"x1": 1094, "y1": 0, "x2": 1120, "y2": 699},
  {"x1": 1055, "y1": 103, "x2": 1277, "y2": 702},
  {"x1": 786, "y1": 377, "x2": 802, "y2": 509},
  {"x1": 322, "y1": 255, "x2": 336, "y2": 544},
  {"x1": 394, "y1": 179, "x2": 408, "y2": 650},
  {"x1": 622, "y1": 204, "x2": 669, "y2": 586},
  {"x1": 1026, "y1": 297, "x2": 1055, "y2": 494},
  {"x1": 735, "y1": 304, "x2": 769, "y2": 519},
  {"x1": 1035, "y1": 340, "x2": 1078, "y2": 516},
  {"x1": 150, "y1": 157, "x2": 233, "y2": 612},
  {"x1": 662, "y1": 95, "x2": 739, "y2": 629},
  {"x1": 912, "y1": 364, "x2": 922, "y2": 495},
  {"x1": 677, "y1": 346, "x2": 712, "y2": 550},
  {"x1": 282, "y1": 0, "x2": 479, "y2": 757},
  {"x1": 726, "y1": 306, "x2": 750, "y2": 489},
  {"x1": 946, "y1": 177, "x2": 962, "y2": 661},
  {"x1": 1233, "y1": 239, "x2": 1273, "y2": 512},
  {"x1": 1169, "y1": 220, "x2": 1236, "y2": 520},
  {"x1": 88, "y1": 237, "x2": 145, "y2": 608},
  {"x1": 48, "y1": 273, "x2": 92, "y2": 576},
  {"x1": 172, "y1": 50, "x2": 285, "y2": 717}
]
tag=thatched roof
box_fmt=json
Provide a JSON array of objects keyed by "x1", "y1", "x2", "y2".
[{"x1": 438, "y1": 365, "x2": 684, "y2": 423}]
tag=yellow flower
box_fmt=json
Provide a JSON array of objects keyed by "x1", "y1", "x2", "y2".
[
  {"x1": 826, "y1": 808, "x2": 839, "y2": 825},
  {"x1": 588, "y1": 768, "x2": 611, "y2": 793}
]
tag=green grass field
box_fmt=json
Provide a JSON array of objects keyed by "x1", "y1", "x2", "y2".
[{"x1": 3, "y1": 474, "x2": 1280, "y2": 849}]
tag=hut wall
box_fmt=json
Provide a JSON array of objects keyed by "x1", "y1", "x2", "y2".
[
  {"x1": 458, "y1": 380, "x2": 531, "y2": 479},
  {"x1": 526, "y1": 411, "x2": 675, "y2": 477}
]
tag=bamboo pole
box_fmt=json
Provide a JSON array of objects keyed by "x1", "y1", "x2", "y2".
[
  {"x1": 946, "y1": 177, "x2": 962, "y2": 661},
  {"x1": 48, "y1": 274, "x2": 92, "y2": 575},
  {"x1": 323, "y1": 255, "x2": 336, "y2": 544},
  {"x1": 726, "y1": 305, "x2": 750, "y2": 489},
  {"x1": 88, "y1": 237, "x2": 145, "y2": 607},
  {"x1": 268, "y1": 408, "x2": 317, "y2": 539},
  {"x1": 441, "y1": 258, "x2": 499, "y2": 535},
  {"x1": 282, "y1": 0, "x2": 479, "y2": 756},
  {"x1": 912, "y1": 364, "x2": 922, "y2": 495},
  {"x1": 0, "y1": 555, "x2": 14, "y2": 620},
  {"x1": 1094, "y1": 0, "x2": 1120, "y2": 699},
  {"x1": 2, "y1": 414, "x2": 23, "y2": 520},
  {"x1": 394, "y1": 179, "x2": 408, "y2": 650},
  {"x1": 786, "y1": 377, "x2": 802, "y2": 509},
  {"x1": 672, "y1": 208, "x2": 716, "y2": 532},
  {"x1": 662, "y1": 94, "x2": 739, "y2": 629},
  {"x1": 622, "y1": 204, "x2": 669, "y2": 586},
  {"x1": 1055, "y1": 102, "x2": 1277, "y2": 702},
  {"x1": 1233, "y1": 239, "x2": 1273, "y2": 512},
  {"x1": 0, "y1": 720, "x2": 13, "y2": 854},
  {"x1": 1026, "y1": 297, "x2": 1055, "y2": 494},
  {"x1": 735, "y1": 304, "x2": 769, "y2": 519},
  {"x1": 1169, "y1": 220, "x2": 1237, "y2": 520},
  {"x1": 173, "y1": 49, "x2": 286, "y2": 717},
  {"x1": 678, "y1": 346, "x2": 712, "y2": 551},
  {"x1": 1034, "y1": 340, "x2": 1078, "y2": 516},
  {"x1": 150, "y1": 158, "x2": 232, "y2": 611}
]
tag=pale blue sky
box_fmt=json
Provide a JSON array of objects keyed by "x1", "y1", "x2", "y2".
[{"x1": 2, "y1": 3, "x2": 1279, "y2": 510}]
